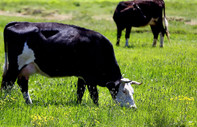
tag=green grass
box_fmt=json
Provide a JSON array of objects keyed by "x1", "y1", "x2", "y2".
[{"x1": 0, "y1": 0, "x2": 197, "y2": 126}]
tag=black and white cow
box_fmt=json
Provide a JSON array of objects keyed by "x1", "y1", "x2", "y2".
[
  {"x1": 1, "y1": 22, "x2": 142, "y2": 108},
  {"x1": 113, "y1": 0, "x2": 170, "y2": 47}
]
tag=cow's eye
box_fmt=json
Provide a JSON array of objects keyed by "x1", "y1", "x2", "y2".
[{"x1": 122, "y1": 89, "x2": 128, "y2": 94}]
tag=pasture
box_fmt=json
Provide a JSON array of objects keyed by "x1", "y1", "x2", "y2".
[{"x1": 0, "y1": 0, "x2": 196, "y2": 126}]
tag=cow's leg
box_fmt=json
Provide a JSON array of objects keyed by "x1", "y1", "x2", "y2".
[
  {"x1": 158, "y1": 17, "x2": 165, "y2": 47},
  {"x1": 1, "y1": 65, "x2": 19, "y2": 100},
  {"x1": 77, "y1": 78, "x2": 86, "y2": 104},
  {"x1": 125, "y1": 26, "x2": 132, "y2": 47},
  {"x1": 150, "y1": 25, "x2": 159, "y2": 47},
  {"x1": 87, "y1": 84, "x2": 98, "y2": 105},
  {"x1": 1, "y1": 71, "x2": 16, "y2": 90},
  {"x1": 17, "y1": 76, "x2": 32, "y2": 104},
  {"x1": 160, "y1": 33, "x2": 164, "y2": 47},
  {"x1": 116, "y1": 26, "x2": 123, "y2": 46},
  {"x1": 1, "y1": 66, "x2": 18, "y2": 90}
]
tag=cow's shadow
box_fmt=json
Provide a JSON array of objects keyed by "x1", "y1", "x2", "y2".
[
  {"x1": 125, "y1": 45, "x2": 135, "y2": 48},
  {"x1": 31, "y1": 99, "x2": 78, "y2": 107},
  {"x1": 30, "y1": 98, "x2": 95, "y2": 107},
  {"x1": 117, "y1": 43, "x2": 149, "y2": 48}
]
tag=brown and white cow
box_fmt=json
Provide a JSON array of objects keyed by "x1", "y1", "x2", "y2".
[
  {"x1": 1, "y1": 22, "x2": 142, "y2": 108},
  {"x1": 113, "y1": 0, "x2": 170, "y2": 47}
]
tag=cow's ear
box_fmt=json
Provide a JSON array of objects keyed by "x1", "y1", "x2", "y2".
[
  {"x1": 106, "y1": 82, "x2": 116, "y2": 90},
  {"x1": 106, "y1": 80, "x2": 120, "y2": 90},
  {"x1": 106, "y1": 81, "x2": 119, "y2": 99}
]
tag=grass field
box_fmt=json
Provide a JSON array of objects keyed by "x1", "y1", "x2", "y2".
[{"x1": 0, "y1": 0, "x2": 197, "y2": 126}]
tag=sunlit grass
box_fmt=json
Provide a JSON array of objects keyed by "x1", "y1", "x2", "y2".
[{"x1": 0, "y1": 0, "x2": 197, "y2": 126}]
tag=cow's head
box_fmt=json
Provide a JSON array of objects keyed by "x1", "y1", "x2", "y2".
[{"x1": 107, "y1": 78, "x2": 142, "y2": 109}]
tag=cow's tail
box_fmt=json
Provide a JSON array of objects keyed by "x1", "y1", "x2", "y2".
[
  {"x1": 163, "y1": 5, "x2": 170, "y2": 42},
  {"x1": 2, "y1": 22, "x2": 17, "y2": 77}
]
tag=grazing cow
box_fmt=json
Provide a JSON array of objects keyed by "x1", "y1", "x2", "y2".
[
  {"x1": 113, "y1": 0, "x2": 170, "y2": 47},
  {"x1": 1, "y1": 22, "x2": 142, "y2": 108}
]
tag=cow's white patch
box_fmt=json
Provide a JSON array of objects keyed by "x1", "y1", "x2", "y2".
[
  {"x1": 17, "y1": 42, "x2": 50, "y2": 79},
  {"x1": 18, "y1": 42, "x2": 35, "y2": 70},
  {"x1": 115, "y1": 79, "x2": 137, "y2": 108},
  {"x1": 148, "y1": 18, "x2": 159, "y2": 26}
]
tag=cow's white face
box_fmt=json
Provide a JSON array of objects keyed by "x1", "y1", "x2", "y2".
[{"x1": 115, "y1": 78, "x2": 141, "y2": 109}]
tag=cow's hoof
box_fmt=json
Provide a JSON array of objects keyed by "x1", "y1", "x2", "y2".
[
  {"x1": 26, "y1": 100, "x2": 33, "y2": 104},
  {"x1": 124, "y1": 45, "x2": 129, "y2": 47}
]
